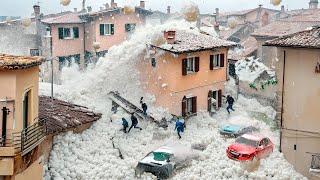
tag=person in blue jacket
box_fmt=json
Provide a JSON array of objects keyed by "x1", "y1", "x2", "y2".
[{"x1": 175, "y1": 118, "x2": 185, "y2": 139}]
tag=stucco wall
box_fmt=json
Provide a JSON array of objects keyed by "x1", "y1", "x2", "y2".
[
  {"x1": 139, "y1": 49, "x2": 228, "y2": 115},
  {"x1": 51, "y1": 23, "x2": 85, "y2": 57},
  {"x1": 0, "y1": 67, "x2": 39, "y2": 135},
  {"x1": 0, "y1": 23, "x2": 39, "y2": 56},
  {"x1": 87, "y1": 12, "x2": 144, "y2": 53},
  {"x1": 276, "y1": 47, "x2": 320, "y2": 179}
]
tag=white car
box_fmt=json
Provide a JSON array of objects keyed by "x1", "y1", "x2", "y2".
[
  {"x1": 136, "y1": 145, "x2": 199, "y2": 179},
  {"x1": 135, "y1": 146, "x2": 175, "y2": 179}
]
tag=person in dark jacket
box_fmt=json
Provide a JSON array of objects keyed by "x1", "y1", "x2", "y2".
[
  {"x1": 226, "y1": 95, "x2": 235, "y2": 114},
  {"x1": 128, "y1": 113, "x2": 142, "y2": 133},
  {"x1": 140, "y1": 97, "x2": 148, "y2": 116},
  {"x1": 121, "y1": 118, "x2": 129, "y2": 133},
  {"x1": 174, "y1": 119, "x2": 185, "y2": 139}
]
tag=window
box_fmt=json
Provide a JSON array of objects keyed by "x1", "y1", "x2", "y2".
[
  {"x1": 210, "y1": 54, "x2": 225, "y2": 70},
  {"x1": 182, "y1": 96, "x2": 197, "y2": 116},
  {"x1": 182, "y1": 57, "x2": 199, "y2": 75},
  {"x1": 125, "y1": 23, "x2": 136, "y2": 32},
  {"x1": 58, "y1": 54, "x2": 80, "y2": 70},
  {"x1": 100, "y1": 24, "x2": 114, "y2": 35},
  {"x1": 58, "y1": 27, "x2": 79, "y2": 39},
  {"x1": 151, "y1": 57, "x2": 156, "y2": 67},
  {"x1": 30, "y1": 49, "x2": 40, "y2": 56},
  {"x1": 45, "y1": 26, "x2": 51, "y2": 36},
  {"x1": 310, "y1": 155, "x2": 320, "y2": 173}
]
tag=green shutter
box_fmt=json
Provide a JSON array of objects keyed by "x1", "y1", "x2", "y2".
[
  {"x1": 100, "y1": 24, "x2": 104, "y2": 35},
  {"x1": 58, "y1": 27, "x2": 64, "y2": 39},
  {"x1": 73, "y1": 27, "x2": 79, "y2": 38},
  {"x1": 111, "y1": 24, "x2": 114, "y2": 35}
]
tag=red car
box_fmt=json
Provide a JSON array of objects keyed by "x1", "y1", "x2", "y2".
[{"x1": 226, "y1": 134, "x2": 274, "y2": 161}]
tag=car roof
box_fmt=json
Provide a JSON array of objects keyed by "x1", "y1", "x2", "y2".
[
  {"x1": 241, "y1": 134, "x2": 264, "y2": 141},
  {"x1": 154, "y1": 146, "x2": 174, "y2": 154}
]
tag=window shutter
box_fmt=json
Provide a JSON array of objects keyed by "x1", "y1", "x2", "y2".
[
  {"x1": 210, "y1": 55, "x2": 214, "y2": 70},
  {"x1": 208, "y1": 91, "x2": 213, "y2": 112},
  {"x1": 73, "y1": 27, "x2": 79, "y2": 38},
  {"x1": 100, "y1": 24, "x2": 104, "y2": 35},
  {"x1": 58, "y1": 28, "x2": 64, "y2": 39},
  {"x1": 195, "y1": 57, "x2": 200, "y2": 72},
  {"x1": 182, "y1": 58, "x2": 187, "y2": 76},
  {"x1": 218, "y1": 90, "x2": 222, "y2": 107},
  {"x1": 182, "y1": 97, "x2": 187, "y2": 117},
  {"x1": 111, "y1": 24, "x2": 115, "y2": 35},
  {"x1": 125, "y1": 24, "x2": 130, "y2": 32},
  {"x1": 192, "y1": 96, "x2": 197, "y2": 114},
  {"x1": 220, "y1": 54, "x2": 225, "y2": 67}
]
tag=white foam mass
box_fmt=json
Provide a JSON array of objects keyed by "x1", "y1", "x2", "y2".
[{"x1": 42, "y1": 20, "x2": 306, "y2": 180}]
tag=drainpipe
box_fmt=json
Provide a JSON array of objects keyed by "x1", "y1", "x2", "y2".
[
  {"x1": 279, "y1": 50, "x2": 286, "y2": 152},
  {"x1": 83, "y1": 22, "x2": 86, "y2": 68}
]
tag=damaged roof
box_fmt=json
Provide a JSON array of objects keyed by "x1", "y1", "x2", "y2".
[
  {"x1": 264, "y1": 26, "x2": 320, "y2": 49},
  {"x1": 0, "y1": 54, "x2": 44, "y2": 70},
  {"x1": 39, "y1": 96, "x2": 102, "y2": 134},
  {"x1": 151, "y1": 30, "x2": 236, "y2": 54}
]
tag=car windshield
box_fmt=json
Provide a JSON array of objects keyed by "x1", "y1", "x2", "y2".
[
  {"x1": 152, "y1": 152, "x2": 172, "y2": 161},
  {"x1": 235, "y1": 137, "x2": 259, "y2": 147}
]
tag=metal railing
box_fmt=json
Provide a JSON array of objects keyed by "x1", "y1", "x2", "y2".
[{"x1": 0, "y1": 118, "x2": 46, "y2": 156}]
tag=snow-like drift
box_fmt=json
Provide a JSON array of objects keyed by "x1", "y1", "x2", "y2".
[
  {"x1": 236, "y1": 57, "x2": 275, "y2": 83},
  {"x1": 43, "y1": 20, "x2": 305, "y2": 180}
]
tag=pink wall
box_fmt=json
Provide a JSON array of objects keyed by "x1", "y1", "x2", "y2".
[
  {"x1": 86, "y1": 12, "x2": 144, "y2": 52},
  {"x1": 139, "y1": 49, "x2": 228, "y2": 115},
  {"x1": 51, "y1": 23, "x2": 85, "y2": 57}
]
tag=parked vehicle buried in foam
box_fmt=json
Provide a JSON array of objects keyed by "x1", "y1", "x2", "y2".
[
  {"x1": 135, "y1": 145, "x2": 199, "y2": 179},
  {"x1": 226, "y1": 134, "x2": 274, "y2": 162},
  {"x1": 219, "y1": 124, "x2": 259, "y2": 138}
]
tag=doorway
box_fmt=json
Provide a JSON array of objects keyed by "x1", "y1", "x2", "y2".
[
  {"x1": 208, "y1": 89, "x2": 222, "y2": 113},
  {"x1": 23, "y1": 90, "x2": 31, "y2": 130}
]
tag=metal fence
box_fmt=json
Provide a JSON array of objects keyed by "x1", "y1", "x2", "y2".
[{"x1": 0, "y1": 118, "x2": 46, "y2": 156}]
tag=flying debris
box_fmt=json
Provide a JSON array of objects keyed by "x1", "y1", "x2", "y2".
[
  {"x1": 181, "y1": 2, "x2": 200, "y2": 22},
  {"x1": 21, "y1": 18, "x2": 32, "y2": 27},
  {"x1": 228, "y1": 18, "x2": 238, "y2": 29},
  {"x1": 123, "y1": 6, "x2": 135, "y2": 15},
  {"x1": 270, "y1": 0, "x2": 282, "y2": 6},
  {"x1": 93, "y1": 41, "x2": 101, "y2": 50},
  {"x1": 60, "y1": 0, "x2": 71, "y2": 6}
]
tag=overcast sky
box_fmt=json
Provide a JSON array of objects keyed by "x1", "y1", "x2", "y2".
[{"x1": 0, "y1": 0, "x2": 312, "y2": 17}]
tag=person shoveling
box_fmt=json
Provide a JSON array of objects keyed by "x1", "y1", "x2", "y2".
[{"x1": 175, "y1": 117, "x2": 185, "y2": 139}]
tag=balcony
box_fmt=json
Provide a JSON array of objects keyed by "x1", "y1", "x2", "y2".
[{"x1": 0, "y1": 118, "x2": 46, "y2": 157}]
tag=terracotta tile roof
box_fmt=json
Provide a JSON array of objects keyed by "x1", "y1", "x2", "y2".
[
  {"x1": 0, "y1": 54, "x2": 44, "y2": 70},
  {"x1": 252, "y1": 21, "x2": 320, "y2": 38},
  {"x1": 228, "y1": 36, "x2": 258, "y2": 61},
  {"x1": 39, "y1": 96, "x2": 102, "y2": 134},
  {"x1": 264, "y1": 26, "x2": 320, "y2": 49},
  {"x1": 283, "y1": 9, "x2": 320, "y2": 22},
  {"x1": 42, "y1": 12, "x2": 84, "y2": 24},
  {"x1": 220, "y1": 7, "x2": 279, "y2": 17},
  {"x1": 151, "y1": 30, "x2": 236, "y2": 54}
]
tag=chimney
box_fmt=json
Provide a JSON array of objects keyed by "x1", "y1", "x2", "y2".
[
  {"x1": 33, "y1": 5, "x2": 40, "y2": 17},
  {"x1": 111, "y1": 0, "x2": 117, "y2": 8},
  {"x1": 74, "y1": 8, "x2": 78, "y2": 12},
  {"x1": 87, "y1": 6, "x2": 92, "y2": 12},
  {"x1": 140, "y1": 1, "x2": 145, "y2": 9},
  {"x1": 215, "y1": 8, "x2": 219, "y2": 23},
  {"x1": 105, "y1": 3, "x2": 110, "y2": 9},
  {"x1": 214, "y1": 23, "x2": 220, "y2": 35},
  {"x1": 281, "y1": 5, "x2": 285, "y2": 12},
  {"x1": 164, "y1": 30, "x2": 176, "y2": 44},
  {"x1": 167, "y1": 6, "x2": 171, "y2": 14},
  {"x1": 256, "y1": 4, "x2": 263, "y2": 21}
]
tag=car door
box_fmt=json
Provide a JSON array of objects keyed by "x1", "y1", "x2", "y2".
[{"x1": 256, "y1": 139, "x2": 265, "y2": 159}]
